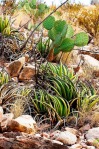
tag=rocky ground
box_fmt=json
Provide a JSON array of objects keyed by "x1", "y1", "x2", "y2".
[
  {"x1": 0, "y1": 5, "x2": 99, "y2": 149},
  {"x1": 0, "y1": 107, "x2": 99, "y2": 149}
]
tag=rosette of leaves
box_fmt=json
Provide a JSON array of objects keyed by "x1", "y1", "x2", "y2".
[
  {"x1": 0, "y1": 16, "x2": 11, "y2": 35},
  {"x1": 43, "y1": 16, "x2": 89, "y2": 59}
]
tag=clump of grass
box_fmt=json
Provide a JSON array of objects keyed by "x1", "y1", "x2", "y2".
[
  {"x1": 0, "y1": 70, "x2": 10, "y2": 87},
  {"x1": 77, "y1": 5, "x2": 99, "y2": 44}
]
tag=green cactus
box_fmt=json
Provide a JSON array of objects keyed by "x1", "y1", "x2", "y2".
[
  {"x1": 58, "y1": 38, "x2": 75, "y2": 52},
  {"x1": 74, "y1": 32, "x2": 89, "y2": 46},
  {"x1": 66, "y1": 24, "x2": 74, "y2": 38},
  {"x1": 38, "y1": 4, "x2": 46, "y2": 13},
  {"x1": 42, "y1": 16, "x2": 89, "y2": 60},
  {"x1": 43, "y1": 16, "x2": 55, "y2": 30}
]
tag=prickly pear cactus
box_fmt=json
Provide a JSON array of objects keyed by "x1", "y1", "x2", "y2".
[
  {"x1": 43, "y1": 16, "x2": 55, "y2": 30},
  {"x1": 66, "y1": 24, "x2": 74, "y2": 38},
  {"x1": 58, "y1": 38, "x2": 74, "y2": 52},
  {"x1": 42, "y1": 16, "x2": 89, "y2": 59},
  {"x1": 74, "y1": 32, "x2": 89, "y2": 46}
]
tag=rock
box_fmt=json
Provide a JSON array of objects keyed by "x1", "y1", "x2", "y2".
[
  {"x1": 79, "y1": 124, "x2": 91, "y2": 133},
  {"x1": 86, "y1": 127, "x2": 99, "y2": 140},
  {"x1": 8, "y1": 115, "x2": 37, "y2": 134},
  {"x1": 12, "y1": 10, "x2": 34, "y2": 29},
  {"x1": 0, "y1": 113, "x2": 14, "y2": 132},
  {"x1": 87, "y1": 146, "x2": 96, "y2": 149},
  {"x1": 65, "y1": 127, "x2": 79, "y2": 136},
  {"x1": 55, "y1": 131, "x2": 77, "y2": 145},
  {"x1": 51, "y1": 140, "x2": 63, "y2": 145},
  {"x1": 6, "y1": 57, "x2": 25, "y2": 77},
  {"x1": 0, "y1": 132, "x2": 68, "y2": 149},
  {"x1": 19, "y1": 64, "x2": 36, "y2": 81},
  {"x1": 79, "y1": 45, "x2": 99, "y2": 60},
  {"x1": 69, "y1": 144, "x2": 82, "y2": 149},
  {"x1": 81, "y1": 55, "x2": 99, "y2": 77},
  {"x1": 56, "y1": 50, "x2": 81, "y2": 66},
  {"x1": 0, "y1": 106, "x2": 3, "y2": 123}
]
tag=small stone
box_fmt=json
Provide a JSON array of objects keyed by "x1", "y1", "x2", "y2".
[
  {"x1": 86, "y1": 127, "x2": 99, "y2": 140},
  {"x1": 69, "y1": 144, "x2": 82, "y2": 149},
  {"x1": 65, "y1": 127, "x2": 79, "y2": 136},
  {"x1": 51, "y1": 140, "x2": 63, "y2": 145},
  {"x1": 87, "y1": 146, "x2": 95, "y2": 149},
  {"x1": 8, "y1": 115, "x2": 37, "y2": 134},
  {"x1": 56, "y1": 131, "x2": 77, "y2": 145}
]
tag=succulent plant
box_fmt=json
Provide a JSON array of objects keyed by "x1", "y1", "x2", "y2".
[
  {"x1": 43, "y1": 16, "x2": 89, "y2": 59},
  {"x1": 43, "y1": 16, "x2": 55, "y2": 30},
  {"x1": 74, "y1": 32, "x2": 89, "y2": 46}
]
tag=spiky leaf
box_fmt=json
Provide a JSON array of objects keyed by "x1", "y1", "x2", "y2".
[
  {"x1": 75, "y1": 32, "x2": 89, "y2": 46},
  {"x1": 66, "y1": 24, "x2": 74, "y2": 38},
  {"x1": 43, "y1": 16, "x2": 55, "y2": 30},
  {"x1": 59, "y1": 38, "x2": 74, "y2": 52}
]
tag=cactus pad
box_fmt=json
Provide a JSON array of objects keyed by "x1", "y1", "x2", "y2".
[
  {"x1": 74, "y1": 32, "x2": 89, "y2": 46},
  {"x1": 43, "y1": 16, "x2": 55, "y2": 30},
  {"x1": 59, "y1": 38, "x2": 74, "y2": 52}
]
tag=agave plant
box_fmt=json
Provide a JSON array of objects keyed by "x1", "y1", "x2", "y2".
[
  {"x1": 31, "y1": 62, "x2": 77, "y2": 121},
  {"x1": 0, "y1": 71, "x2": 10, "y2": 87},
  {"x1": 0, "y1": 16, "x2": 11, "y2": 35}
]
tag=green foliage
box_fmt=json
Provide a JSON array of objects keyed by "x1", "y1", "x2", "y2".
[
  {"x1": 66, "y1": 24, "x2": 74, "y2": 38},
  {"x1": 0, "y1": 71, "x2": 10, "y2": 87},
  {"x1": 0, "y1": 16, "x2": 11, "y2": 35},
  {"x1": 43, "y1": 16, "x2": 89, "y2": 58},
  {"x1": 43, "y1": 16, "x2": 55, "y2": 30},
  {"x1": 59, "y1": 38, "x2": 74, "y2": 52},
  {"x1": 74, "y1": 32, "x2": 89, "y2": 46},
  {"x1": 31, "y1": 63, "x2": 77, "y2": 121},
  {"x1": 18, "y1": 0, "x2": 49, "y2": 18}
]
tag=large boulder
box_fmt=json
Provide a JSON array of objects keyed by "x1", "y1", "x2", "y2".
[{"x1": 8, "y1": 115, "x2": 37, "y2": 134}]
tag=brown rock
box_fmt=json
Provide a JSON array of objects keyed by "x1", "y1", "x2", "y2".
[
  {"x1": 19, "y1": 65, "x2": 36, "y2": 81},
  {"x1": 0, "y1": 113, "x2": 14, "y2": 132},
  {"x1": 6, "y1": 57, "x2": 25, "y2": 77},
  {"x1": 8, "y1": 115, "x2": 37, "y2": 134},
  {"x1": 0, "y1": 132, "x2": 68, "y2": 149}
]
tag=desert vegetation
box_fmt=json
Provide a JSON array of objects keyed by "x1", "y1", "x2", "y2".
[{"x1": 0, "y1": 0, "x2": 99, "y2": 149}]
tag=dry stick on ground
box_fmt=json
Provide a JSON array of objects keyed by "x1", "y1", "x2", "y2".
[{"x1": 19, "y1": 0, "x2": 69, "y2": 51}]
